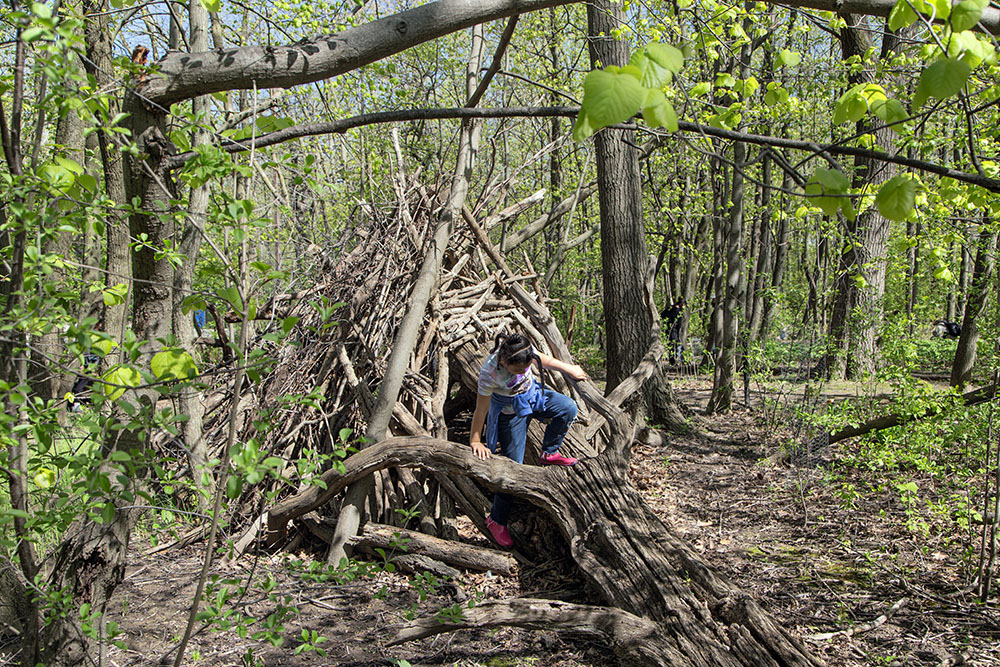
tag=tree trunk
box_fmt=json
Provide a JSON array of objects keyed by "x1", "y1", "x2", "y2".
[
  {"x1": 82, "y1": 0, "x2": 131, "y2": 350},
  {"x1": 951, "y1": 227, "x2": 997, "y2": 388},
  {"x1": 828, "y1": 17, "x2": 903, "y2": 379},
  {"x1": 587, "y1": 0, "x2": 684, "y2": 427},
  {"x1": 708, "y1": 34, "x2": 751, "y2": 414},
  {"x1": 759, "y1": 171, "x2": 790, "y2": 339},
  {"x1": 705, "y1": 157, "x2": 727, "y2": 370},
  {"x1": 587, "y1": 0, "x2": 649, "y2": 392},
  {"x1": 30, "y1": 77, "x2": 84, "y2": 402}
]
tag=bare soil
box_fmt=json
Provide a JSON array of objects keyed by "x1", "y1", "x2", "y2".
[{"x1": 25, "y1": 374, "x2": 1000, "y2": 667}]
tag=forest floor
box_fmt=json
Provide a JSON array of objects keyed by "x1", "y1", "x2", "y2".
[{"x1": 19, "y1": 372, "x2": 1000, "y2": 667}]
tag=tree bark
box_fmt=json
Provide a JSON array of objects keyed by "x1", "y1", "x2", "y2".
[
  {"x1": 587, "y1": 0, "x2": 649, "y2": 393},
  {"x1": 82, "y1": 0, "x2": 131, "y2": 349},
  {"x1": 172, "y1": 0, "x2": 211, "y2": 505},
  {"x1": 951, "y1": 228, "x2": 997, "y2": 388},
  {"x1": 827, "y1": 18, "x2": 903, "y2": 379}
]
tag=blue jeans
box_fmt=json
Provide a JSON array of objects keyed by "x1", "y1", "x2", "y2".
[{"x1": 488, "y1": 388, "x2": 577, "y2": 525}]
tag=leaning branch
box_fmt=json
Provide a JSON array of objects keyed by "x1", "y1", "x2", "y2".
[
  {"x1": 829, "y1": 383, "x2": 997, "y2": 444},
  {"x1": 141, "y1": 0, "x2": 1000, "y2": 109},
  {"x1": 672, "y1": 121, "x2": 1000, "y2": 194},
  {"x1": 165, "y1": 106, "x2": 578, "y2": 168},
  {"x1": 140, "y1": 0, "x2": 576, "y2": 106}
]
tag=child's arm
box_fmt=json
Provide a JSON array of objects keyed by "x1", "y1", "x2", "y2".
[
  {"x1": 469, "y1": 393, "x2": 492, "y2": 460},
  {"x1": 537, "y1": 352, "x2": 587, "y2": 381}
]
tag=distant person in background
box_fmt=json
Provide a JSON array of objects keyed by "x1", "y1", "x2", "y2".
[
  {"x1": 193, "y1": 309, "x2": 207, "y2": 337},
  {"x1": 660, "y1": 297, "x2": 686, "y2": 365},
  {"x1": 932, "y1": 319, "x2": 962, "y2": 340},
  {"x1": 68, "y1": 350, "x2": 99, "y2": 411}
]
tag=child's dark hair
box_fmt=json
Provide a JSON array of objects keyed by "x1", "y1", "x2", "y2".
[{"x1": 493, "y1": 333, "x2": 546, "y2": 389}]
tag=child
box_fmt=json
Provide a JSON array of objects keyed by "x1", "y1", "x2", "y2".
[{"x1": 469, "y1": 333, "x2": 587, "y2": 547}]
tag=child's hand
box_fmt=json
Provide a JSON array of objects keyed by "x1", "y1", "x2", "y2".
[
  {"x1": 563, "y1": 364, "x2": 587, "y2": 381},
  {"x1": 471, "y1": 441, "x2": 491, "y2": 460}
]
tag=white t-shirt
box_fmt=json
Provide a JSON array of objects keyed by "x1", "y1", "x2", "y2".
[{"x1": 477, "y1": 348, "x2": 537, "y2": 398}]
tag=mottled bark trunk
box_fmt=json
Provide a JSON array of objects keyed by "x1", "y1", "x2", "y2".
[
  {"x1": 588, "y1": 0, "x2": 650, "y2": 393},
  {"x1": 828, "y1": 17, "x2": 903, "y2": 379},
  {"x1": 30, "y1": 81, "x2": 84, "y2": 402},
  {"x1": 951, "y1": 228, "x2": 997, "y2": 388},
  {"x1": 173, "y1": 0, "x2": 211, "y2": 503},
  {"x1": 587, "y1": 0, "x2": 683, "y2": 427},
  {"x1": 83, "y1": 0, "x2": 131, "y2": 350},
  {"x1": 759, "y1": 171, "x2": 790, "y2": 339},
  {"x1": 708, "y1": 33, "x2": 750, "y2": 414},
  {"x1": 747, "y1": 154, "x2": 773, "y2": 345}
]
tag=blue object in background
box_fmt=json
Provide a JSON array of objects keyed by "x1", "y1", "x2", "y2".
[{"x1": 194, "y1": 309, "x2": 207, "y2": 334}]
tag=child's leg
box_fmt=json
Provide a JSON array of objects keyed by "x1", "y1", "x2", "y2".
[
  {"x1": 489, "y1": 412, "x2": 530, "y2": 525},
  {"x1": 536, "y1": 389, "x2": 578, "y2": 455}
]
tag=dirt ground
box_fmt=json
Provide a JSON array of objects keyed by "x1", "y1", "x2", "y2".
[{"x1": 10, "y1": 373, "x2": 1000, "y2": 667}]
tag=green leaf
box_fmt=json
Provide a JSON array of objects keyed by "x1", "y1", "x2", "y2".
[
  {"x1": 776, "y1": 49, "x2": 801, "y2": 67},
  {"x1": 94, "y1": 338, "x2": 117, "y2": 356},
  {"x1": 32, "y1": 2, "x2": 53, "y2": 18},
  {"x1": 949, "y1": 30, "x2": 993, "y2": 67},
  {"x1": 834, "y1": 85, "x2": 868, "y2": 125},
  {"x1": 952, "y1": 0, "x2": 989, "y2": 31},
  {"x1": 101, "y1": 366, "x2": 141, "y2": 401},
  {"x1": 912, "y1": 58, "x2": 971, "y2": 108},
  {"x1": 34, "y1": 468, "x2": 55, "y2": 489},
  {"x1": 100, "y1": 502, "x2": 115, "y2": 523},
  {"x1": 876, "y1": 173, "x2": 919, "y2": 220},
  {"x1": 805, "y1": 168, "x2": 851, "y2": 217},
  {"x1": 21, "y1": 26, "x2": 46, "y2": 42},
  {"x1": 690, "y1": 82, "x2": 712, "y2": 97},
  {"x1": 54, "y1": 156, "x2": 84, "y2": 175},
  {"x1": 199, "y1": 0, "x2": 220, "y2": 11},
  {"x1": 930, "y1": 0, "x2": 952, "y2": 20},
  {"x1": 870, "y1": 98, "x2": 908, "y2": 129},
  {"x1": 647, "y1": 42, "x2": 684, "y2": 75},
  {"x1": 151, "y1": 348, "x2": 198, "y2": 381},
  {"x1": 78, "y1": 173, "x2": 98, "y2": 192},
  {"x1": 629, "y1": 51, "x2": 672, "y2": 89},
  {"x1": 226, "y1": 475, "x2": 243, "y2": 499},
  {"x1": 219, "y1": 286, "x2": 243, "y2": 313},
  {"x1": 934, "y1": 265, "x2": 954, "y2": 281},
  {"x1": 102, "y1": 283, "x2": 128, "y2": 307},
  {"x1": 579, "y1": 68, "x2": 646, "y2": 132},
  {"x1": 889, "y1": 0, "x2": 920, "y2": 29},
  {"x1": 641, "y1": 90, "x2": 678, "y2": 131}
]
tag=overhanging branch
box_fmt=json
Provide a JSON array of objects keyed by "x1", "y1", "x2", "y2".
[
  {"x1": 142, "y1": 0, "x2": 1000, "y2": 109},
  {"x1": 167, "y1": 105, "x2": 1000, "y2": 194}
]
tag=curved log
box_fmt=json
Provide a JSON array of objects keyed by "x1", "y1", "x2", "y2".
[{"x1": 266, "y1": 435, "x2": 822, "y2": 666}]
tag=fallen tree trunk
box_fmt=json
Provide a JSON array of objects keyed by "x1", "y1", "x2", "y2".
[{"x1": 267, "y1": 394, "x2": 823, "y2": 666}]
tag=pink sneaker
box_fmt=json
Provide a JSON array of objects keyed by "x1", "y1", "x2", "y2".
[
  {"x1": 540, "y1": 451, "x2": 578, "y2": 466},
  {"x1": 485, "y1": 517, "x2": 513, "y2": 548}
]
